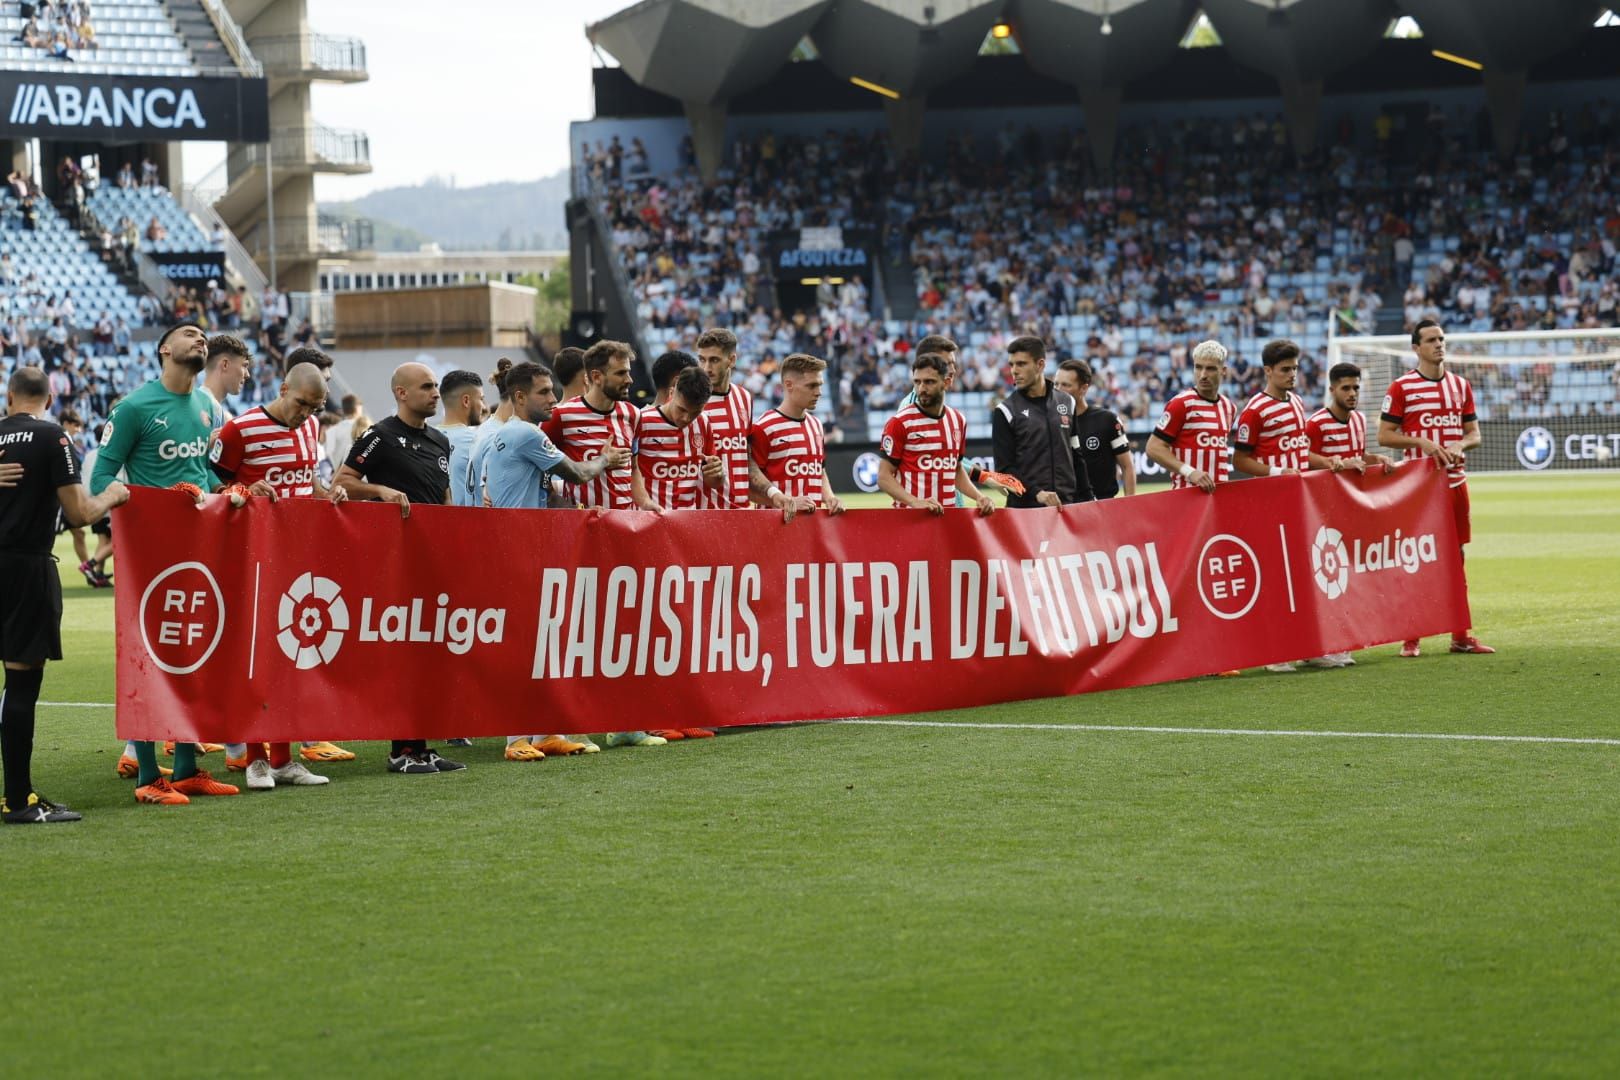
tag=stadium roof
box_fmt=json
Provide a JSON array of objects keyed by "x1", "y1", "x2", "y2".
[{"x1": 586, "y1": 0, "x2": 1606, "y2": 167}]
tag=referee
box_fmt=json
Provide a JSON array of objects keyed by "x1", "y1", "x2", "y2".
[
  {"x1": 0, "y1": 367, "x2": 129, "y2": 824},
  {"x1": 333, "y1": 362, "x2": 462, "y2": 776},
  {"x1": 992, "y1": 336, "x2": 1094, "y2": 507}
]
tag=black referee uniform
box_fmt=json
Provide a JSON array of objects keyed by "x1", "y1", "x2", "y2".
[
  {"x1": 0, "y1": 414, "x2": 79, "y2": 665},
  {"x1": 342, "y1": 416, "x2": 451, "y2": 764},
  {"x1": 344, "y1": 416, "x2": 452, "y2": 507},
  {"x1": 1072, "y1": 405, "x2": 1132, "y2": 499},
  {"x1": 0, "y1": 412, "x2": 82, "y2": 821}
]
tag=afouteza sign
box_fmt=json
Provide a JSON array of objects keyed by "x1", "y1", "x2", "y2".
[{"x1": 0, "y1": 72, "x2": 269, "y2": 142}]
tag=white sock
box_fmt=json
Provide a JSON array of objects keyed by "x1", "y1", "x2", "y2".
[
  {"x1": 507, "y1": 736, "x2": 527, "y2": 747},
  {"x1": 123, "y1": 740, "x2": 137, "y2": 757},
  {"x1": 224, "y1": 743, "x2": 247, "y2": 757}
]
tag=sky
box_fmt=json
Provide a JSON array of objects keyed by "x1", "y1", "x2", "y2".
[{"x1": 184, "y1": 0, "x2": 629, "y2": 199}]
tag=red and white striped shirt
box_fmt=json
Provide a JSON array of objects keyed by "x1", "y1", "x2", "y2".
[
  {"x1": 880, "y1": 403, "x2": 966, "y2": 507},
  {"x1": 1382, "y1": 368, "x2": 1477, "y2": 488},
  {"x1": 696, "y1": 384, "x2": 754, "y2": 509},
  {"x1": 541, "y1": 397, "x2": 639, "y2": 509},
  {"x1": 749, "y1": 408, "x2": 826, "y2": 504},
  {"x1": 1154, "y1": 389, "x2": 1237, "y2": 488},
  {"x1": 208, "y1": 405, "x2": 320, "y2": 497},
  {"x1": 1234, "y1": 390, "x2": 1310, "y2": 472},
  {"x1": 635, "y1": 404, "x2": 710, "y2": 510},
  {"x1": 1305, "y1": 406, "x2": 1367, "y2": 462}
]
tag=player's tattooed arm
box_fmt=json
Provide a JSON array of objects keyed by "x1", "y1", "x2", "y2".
[{"x1": 550, "y1": 439, "x2": 630, "y2": 486}]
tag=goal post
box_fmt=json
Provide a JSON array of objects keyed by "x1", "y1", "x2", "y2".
[{"x1": 1325, "y1": 327, "x2": 1620, "y2": 473}]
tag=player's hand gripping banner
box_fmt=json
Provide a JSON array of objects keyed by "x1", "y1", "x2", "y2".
[{"x1": 114, "y1": 462, "x2": 1469, "y2": 741}]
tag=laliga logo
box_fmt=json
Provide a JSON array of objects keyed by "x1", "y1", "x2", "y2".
[
  {"x1": 853, "y1": 452, "x2": 882, "y2": 493},
  {"x1": 1311, "y1": 526, "x2": 1350, "y2": 600},
  {"x1": 139, "y1": 562, "x2": 227, "y2": 675},
  {"x1": 1311, "y1": 526, "x2": 1439, "y2": 599},
  {"x1": 277, "y1": 573, "x2": 348, "y2": 669},
  {"x1": 1516, "y1": 426, "x2": 1555, "y2": 471}
]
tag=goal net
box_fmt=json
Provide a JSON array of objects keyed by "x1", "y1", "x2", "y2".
[{"x1": 1327, "y1": 327, "x2": 1620, "y2": 474}]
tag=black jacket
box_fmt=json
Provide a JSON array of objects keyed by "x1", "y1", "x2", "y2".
[{"x1": 991, "y1": 382, "x2": 1094, "y2": 507}]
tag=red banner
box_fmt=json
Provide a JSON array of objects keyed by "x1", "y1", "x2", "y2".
[{"x1": 113, "y1": 462, "x2": 1469, "y2": 741}]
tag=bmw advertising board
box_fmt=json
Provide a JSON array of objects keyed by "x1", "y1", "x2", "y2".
[{"x1": 1493, "y1": 419, "x2": 1618, "y2": 472}]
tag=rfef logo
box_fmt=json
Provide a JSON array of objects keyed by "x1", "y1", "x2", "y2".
[
  {"x1": 1196, "y1": 535, "x2": 1261, "y2": 620},
  {"x1": 1311, "y1": 526, "x2": 1350, "y2": 600},
  {"x1": 138, "y1": 562, "x2": 226, "y2": 675},
  {"x1": 1516, "y1": 426, "x2": 1555, "y2": 470},
  {"x1": 277, "y1": 573, "x2": 348, "y2": 669}
]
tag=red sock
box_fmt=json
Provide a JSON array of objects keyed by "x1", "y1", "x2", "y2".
[
  {"x1": 246, "y1": 742, "x2": 269, "y2": 763},
  {"x1": 268, "y1": 743, "x2": 293, "y2": 768}
]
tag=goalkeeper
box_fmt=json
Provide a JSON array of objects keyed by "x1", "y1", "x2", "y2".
[{"x1": 88, "y1": 324, "x2": 244, "y2": 806}]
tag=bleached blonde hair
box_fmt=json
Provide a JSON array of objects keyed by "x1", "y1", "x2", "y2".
[{"x1": 1191, "y1": 340, "x2": 1228, "y2": 365}]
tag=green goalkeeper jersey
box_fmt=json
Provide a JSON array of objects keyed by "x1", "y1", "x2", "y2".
[{"x1": 89, "y1": 378, "x2": 224, "y2": 495}]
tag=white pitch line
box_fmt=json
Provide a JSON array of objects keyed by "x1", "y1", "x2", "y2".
[
  {"x1": 39, "y1": 705, "x2": 1620, "y2": 748},
  {"x1": 829, "y1": 719, "x2": 1620, "y2": 747}
]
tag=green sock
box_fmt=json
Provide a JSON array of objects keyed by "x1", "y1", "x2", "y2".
[
  {"x1": 172, "y1": 742, "x2": 199, "y2": 781},
  {"x1": 134, "y1": 740, "x2": 160, "y2": 786}
]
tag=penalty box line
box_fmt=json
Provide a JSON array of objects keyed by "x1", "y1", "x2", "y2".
[
  {"x1": 827, "y1": 718, "x2": 1620, "y2": 748},
  {"x1": 42, "y1": 704, "x2": 1619, "y2": 748}
]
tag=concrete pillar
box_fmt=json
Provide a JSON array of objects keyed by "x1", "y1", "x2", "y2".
[
  {"x1": 1279, "y1": 79, "x2": 1322, "y2": 157},
  {"x1": 683, "y1": 100, "x2": 728, "y2": 182},
  {"x1": 1483, "y1": 68, "x2": 1526, "y2": 158},
  {"x1": 1077, "y1": 84, "x2": 1122, "y2": 173},
  {"x1": 883, "y1": 95, "x2": 926, "y2": 158}
]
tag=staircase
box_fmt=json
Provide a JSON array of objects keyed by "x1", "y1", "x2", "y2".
[
  {"x1": 879, "y1": 228, "x2": 917, "y2": 322},
  {"x1": 164, "y1": 0, "x2": 236, "y2": 73}
]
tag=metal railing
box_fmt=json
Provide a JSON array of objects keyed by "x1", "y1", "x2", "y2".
[
  {"x1": 237, "y1": 216, "x2": 372, "y2": 259},
  {"x1": 179, "y1": 162, "x2": 269, "y2": 297},
  {"x1": 288, "y1": 291, "x2": 335, "y2": 334},
  {"x1": 200, "y1": 0, "x2": 263, "y2": 77},
  {"x1": 247, "y1": 32, "x2": 367, "y2": 78},
  {"x1": 227, "y1": 126, "x2": 372, "y2": 174}
]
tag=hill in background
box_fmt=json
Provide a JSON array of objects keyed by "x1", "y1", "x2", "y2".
[{"x1": 321, "y1": 172, "x2": 572, "y2": 252}]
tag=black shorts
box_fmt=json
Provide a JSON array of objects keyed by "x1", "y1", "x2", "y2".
[
  {"x1": 0, "y1": 552, "x2": 64, "y2": 665},
  {"x1": 90, "y1": 516, "x2": 111, "y2": 538}
]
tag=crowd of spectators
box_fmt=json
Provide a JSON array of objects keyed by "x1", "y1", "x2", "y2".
[
  {"x1": 587, "y1": 104, "x2": 1620, "y2": 432},
  {"x1": 14, "y1": 0, "x2": 96, "y2": 61}
]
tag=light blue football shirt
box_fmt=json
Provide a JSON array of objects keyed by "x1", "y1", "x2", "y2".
[
  {"x1": 484, "y1": 420, "x2": 566, "y2": 509},
  {"x1": 437, "y1": 422, "x2": 481, "y2": 506}
]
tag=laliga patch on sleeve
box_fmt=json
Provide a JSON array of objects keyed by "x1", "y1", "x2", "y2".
[
  {"x1": 1381, "y1": 394, "x2": 1394, "y2": 413},
  {"x1": 1156, "y1": 411, "x2": 1172, "y2": 430},
  {"x1": 208, "y1": 438, "x2": 223, "y2": 463},
  {"x1": 1236, "y1": 423, "x2": 1251, "y2": 442},
  {"x1": 881, "y1": 434, "x2": 895, "y2": 456}
]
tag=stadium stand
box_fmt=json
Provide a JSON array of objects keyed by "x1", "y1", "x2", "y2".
[
  {"x1": 86, "y1": 182, "x2": 212, "y2": 253},
  {"x1": 1, "y1": 0, "x2": 199, "y2": 75},
  {"x1": 586, "y1": 108, "x2": 1620, "y2": 439}
]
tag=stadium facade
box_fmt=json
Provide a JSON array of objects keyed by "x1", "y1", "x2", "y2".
[{"x1": 570, "y1": 0, "x2": 1620, "y2": 486}]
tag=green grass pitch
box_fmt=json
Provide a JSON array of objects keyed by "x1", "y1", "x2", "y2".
[{"x1": 4, "y1": 475, "x2": 1618, "y2": 1075}]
